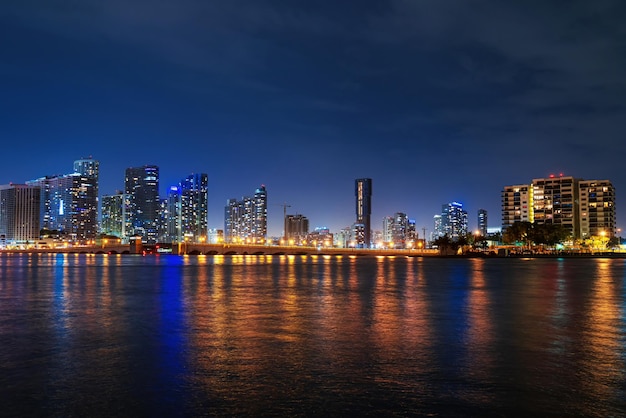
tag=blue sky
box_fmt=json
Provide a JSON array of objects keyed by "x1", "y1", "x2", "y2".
[{"x1": 2, "y1": 0, "x2": 626, "y2": 236}]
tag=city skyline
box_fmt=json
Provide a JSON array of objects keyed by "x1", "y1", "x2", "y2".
[{"x1": 3, "y1": 1, "x2": 625, "y2": 236}]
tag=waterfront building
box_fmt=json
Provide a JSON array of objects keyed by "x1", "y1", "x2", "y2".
[
  {"x1": 159, "y1": 187, "x2": 180, "y2": 243},
  {"x1": 382, "y1": 216, "x2": 393, "y2": 244},
  {"x1": 179, "y1": 173, "x2": 208, "y2": 242},
  {"x1": 391, "y1": 212, "x2": 409, "y2": 248},
  {"x1": 578, "y1": 180, "x2": 615, "y2": 238},
  {"x1": 438, "y1": 202, "x2": 468, "y2": 240},
  {"x1": 407, "y1": 218, "x2": 417, "y2": 247},
  {"x1": 285, "y1": 214, "x2": 309, "y2": 243},
  {"x1": 502, "y1": 175, "x2": 616, "y2": 239},
  {"x1": 207, "y1": 228, "x2": 223, "y2": 244},
  {"x1": 307, "y1": 226, "x2": 333, "y2": 247},
  {"x1": 433, "y1": 214, "x2": 443, "y2": 240},
  {"x1": 501, "y1": 184, "x2": 533, "y2": 230},
  {"x1": 334, "y1": 227, "x2": 351, "y2": 248},
  {"x1": 355, "y1": 178, "x2": 372, "y2": 248},
  {"x1": 27, "y1": 169, "x2": 99, "y2": 242},
  {"x1": 253, "y1": 185, "x2": 267, "y2": 239},
  {"x1": 532, "y1": 175, "x2": 578, "y2": 237},
  {"x1": 224, "y1": 185, "x2": 267, "y2": 244},
  {"x1": 478, "y1": 209, "x2": 488, "y2": 236},
  {"x1": 125, "y1": 165, "x2": 159, "y2": 244},
  {"x1": 350, "y1": 223, "x2": 365, "y2": 247},
  {"x1": 101, "y1": 191, "x2": 124, "y2": 238},
  {"x1": 0, "y1": 184, "x2": 41, "y2": 244}
]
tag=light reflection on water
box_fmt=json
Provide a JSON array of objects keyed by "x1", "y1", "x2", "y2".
[{"x1": 0, "y1": 253, "x2": 625, "y2": 416}]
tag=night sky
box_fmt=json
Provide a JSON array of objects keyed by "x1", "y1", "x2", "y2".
[{"x1": 2, "y1": 1, "x2": 626, "y2": 237}]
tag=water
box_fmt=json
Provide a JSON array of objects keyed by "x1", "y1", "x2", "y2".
[{"x1": 1, "y1": 253, "x2": 625, "y2": 417}]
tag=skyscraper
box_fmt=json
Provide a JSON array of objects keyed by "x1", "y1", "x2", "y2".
[
  {"x1": 438, "y1": 202, "x2": 468, "y2": 240},
  {"x1": 179, "y1": 173, "x2": 209, "y2": 242},
  {"x1": 253, "y1": 185, "x2": 267, "y2": 239},
  {"x1": 27, "y1": 158, "x2": 99, "y2": 242},
  {"x1": 101, "y1": 191, "x2": 124, "y2": 238},
  {"x1": 355, "y1": 178, "x2": 372, "y2": 248},
  {"x1": 0, "y1": 184, "x2": 41, "y2": 244},
  {"x1": 478, "y1": 209, "x2": 488, "y2": 236},
  {"x1": 125, "y1": 165, "x2": 159, "y2": 244},
  {"x1": 224, "y1": 185, "x2": 267, "y2": 244}
]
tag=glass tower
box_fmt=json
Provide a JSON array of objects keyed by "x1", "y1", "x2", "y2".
[{"x1": 124, "y1": 165, "x2": 159, "y2": 244}]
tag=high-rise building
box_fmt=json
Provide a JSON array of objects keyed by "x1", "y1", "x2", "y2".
[
  {"x1": 224, "y1": 185, "x2": 267, "y2": 244},
  {"x1": 382, "y1": 216, "x2": 394, "y2": 243},
  {"x1": 179, "y1": 173, "x2": 208, "y2": 242},
  {"x1": 101, "y1": 191, "x2": 124, "y2": 238},
  {"x1": 285, "y1": 214, "x2": 309, "y2": 242},
  {"x1": 501, "y1": 184, "x2": 533, "y2": 230},
  {"x1": 436, "y1": 202, "x2": 468, "y2": 240},
  {"x1": 532, "y1": 175, "x2": 578, "y2": 237},
  {"x1": 478, "y1": 209, "x2": 488, "y2": 236},
  {"x1": 390, "y1": 212, "x2": 409, "y2": 248},
  {"x1": 0, "y1": 184, "x2": 41, "y2": 244},
  {"x1": 578, "y1": 180, "x2": 615, "y2": 238},
  {"x1": 161, "y1": 186, "x2": 180, "y2": 243},
  {"x1": 355, "y1": 178, "x2": 372, "y2": 248},
  {"x1": 433, "y1": 214, "x2": 443, "y2": 240},
  {"x1": 27, "y1": 168, "x2": 99, "y2": 242},
  {"x1": 253, "y1": 185, "x2": 267, "y2": 239},
  {"x1": 125, "y1": 165, "x2": 159, "y2": 244},
  {"x1": 502, "y1": 175, "x2": 616, "y2": 239}
]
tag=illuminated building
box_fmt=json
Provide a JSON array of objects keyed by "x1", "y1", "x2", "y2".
[
  {"x1": 578, "y1": 180, "x2": 615, "y2": 238},
  {"x1": 501, "y1": 184, "x2": 533, "y2": 230},
  {"x1": 307, "y1": 226, "x2": 333, "y2": 247},
  {"x1": 334, "y1": 227, "x2": 351, "y2": 248},
  {"x1": 124, "y1": 165, "x2": 159, "y2": 244},
  {"x1": 502, "y1": 175, "x2": 616, "y2": 239},
  {"x1": 179, "y1": 173, "x2": 208, "y2": 242},
  {"x1": 26, "y1": 158, "x2": 99, "y2": 241},
  {"x1": 0, "y1": 184, "x2": 41, "y2": 244},
  {"x1": 383, "y1": 212, "x2": 410, "y2": 248},
  {"x1": 478, "y1": 209, "x2": 488, "y2": 236},
  {"x1": 355, "y1": 178, "x2": 372, "y2": 248},
  {"x1": 382, "y1": 216, "x2": 393, "y2": 243},
  {"x1": 253, "y1": 185, "x2": 267, "y2": 239},
  {"x1": 224, "y1": 185, "x2": 267, "y2": 243},
  {"x1": 101, "y1": 191, "x2": 124, "y2": 238},
  {"x1": 434, "y1": 202, "x2": 468, "y2": 240},
  {"x1": 433, "y1": 214, "x2": 443, "y2": 240},
  {"x1": 532, "y1": 175, "x2": 577, "y2": 237}
]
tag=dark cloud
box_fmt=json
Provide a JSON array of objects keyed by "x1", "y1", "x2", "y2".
[{"x1": 2, "y1": 0, "x2": 625, "y2": 234}]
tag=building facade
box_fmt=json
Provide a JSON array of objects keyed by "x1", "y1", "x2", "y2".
[
  {"x1": 0, "y1": 184, "x2": 41, "y2": 244},
  {"x1": 124, "y1": 165, "x2": 160, "y2": 244},
  {"x1": 179, "y1": 173, "x2": 208, "y2": 242},
  {"x1": 502, "y1": 175, "x2": 616, "y2": 239},
  {"x1": 355, "y1": 178, "x2": 372, "y2": 248},
  {"x1": 27, "y1": 173, "x2": 99, "y2": 241},
  {"x1": 502, "y1": 184, "x2": 533, "y2": 230},
  {"x1": 435, "y1": 202, "x2": 468, "y2": 240},
  {"x1": 224, "y1": 185, "x2": 267, "y2": 244},
  {"x1": 285, "y1": 214, "x2": 309, "y2": 243},
  {"x1": 478, "y1": 209, "x2": 488, "y2": 236},
  {"x1": 101, "y1": 191, "x2": 124, "y2": 238},
  {"x1": 578, "y1": 180, "x2": 615, "y2": 238}
]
